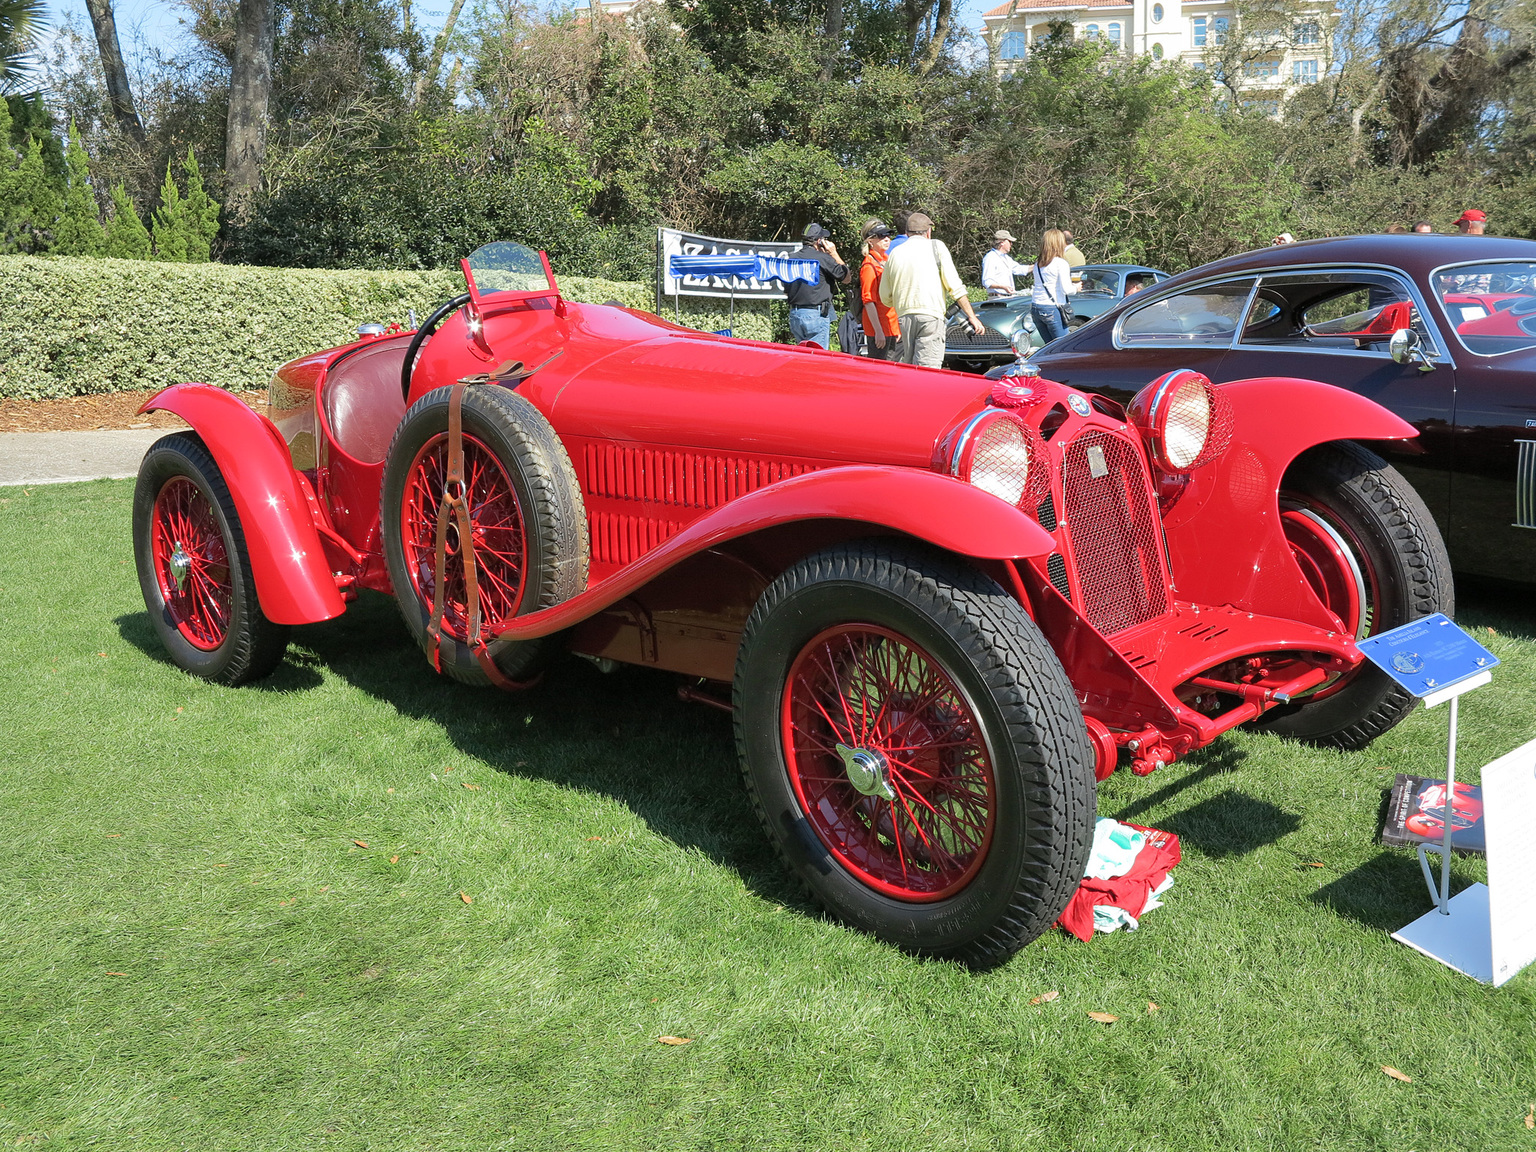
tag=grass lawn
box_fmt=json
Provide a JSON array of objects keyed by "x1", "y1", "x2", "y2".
[{"x1": 1, "y1": 477, "x2": 1534, "y2": 1151}]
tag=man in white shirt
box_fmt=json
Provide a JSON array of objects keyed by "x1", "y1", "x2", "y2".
[
  {"x1": 981, "y1": 230, "x2": 1032, "y2": 298},
  {"x1": 878, "y1": 212, "x2": 985, "y2": 369}
]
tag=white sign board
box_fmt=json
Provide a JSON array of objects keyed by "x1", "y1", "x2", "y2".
[
  {"x1": 1393, "y1": 734, "x2": 1536, "y2": 987},
  {"x1": 1484, "y1": 736, "x2": 1536, "y2": 986}
]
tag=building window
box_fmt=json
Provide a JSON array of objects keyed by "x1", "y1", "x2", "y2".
[
  {"x1": 1084, "y1": 22, "x2": 1100, "y2": 38},
  {"x1": 1152, "y1": 41, "x2": 1164, "y2": 58},
  {"x1": 1108, "y1": 21, "x2": 1121, "y2": 45},
  {"x1": 1191, "y1": 59, "x2": 1206, "y2": 70},
  {"x1": 1294, "y1": 20, "x2": 1320, "y2": 44},
  {"x1": 1152, "y1": 3, "x2": 1164, "y2": 21},
  {"x1": 1213, "y1": 16, "x2": 1228, "y2": 43},
  {"x1": 1242, "y1": 98, "x2": 1281, "y2": 116},
  {"x1": 1193, "y1": 15, "x2": 1206, "y2": 45},
  {"x1": 1293, "y1": 58, "x2": 1318, "y2": 82},
  {"x1": 1243, "y1": 59, "x2": 1280, "y2": 79},
  {"x1": 999, "y1": 29, "x2": 1027, "y2": 58}
]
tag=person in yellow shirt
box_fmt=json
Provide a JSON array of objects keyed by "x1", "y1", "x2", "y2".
[{"x1": 877, "y1": 211, "x2": 983, "y2": 369}]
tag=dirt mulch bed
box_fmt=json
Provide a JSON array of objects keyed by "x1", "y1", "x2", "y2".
[{"x1": 0, "y1": 389, "x2": 268, "y2": 434}]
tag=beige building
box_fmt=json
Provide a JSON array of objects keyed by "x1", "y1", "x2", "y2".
[{"x1": 982, "y1": 0, "x2": 1327, "y2": 108}]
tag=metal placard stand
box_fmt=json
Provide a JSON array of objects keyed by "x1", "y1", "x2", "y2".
[{"x1": 1357, "y1": 615, "x2": 1507, "y2": 983}]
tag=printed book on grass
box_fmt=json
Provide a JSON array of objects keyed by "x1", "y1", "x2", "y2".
[{"x1": 1380, "y1": 773, "x2": 1485, "y2": 856}]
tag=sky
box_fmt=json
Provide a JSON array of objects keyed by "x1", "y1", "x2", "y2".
[{"x1": 47, "y1": 0, "x2": 999, "y2": 70}]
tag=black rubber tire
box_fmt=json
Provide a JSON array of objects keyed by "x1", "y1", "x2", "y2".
[
  {"x1": 132, "y1": 433, "x2": 290, "y2": 685},
  {"x1": 733, "y1": 540, "x2": 1096, "y2": 968},
  {"x1": 1254, "y1": 440, "x2": 1454, "y2": 749},
  {"x1": 381, "y1": 384, "x2": 589, "y2": 686}
]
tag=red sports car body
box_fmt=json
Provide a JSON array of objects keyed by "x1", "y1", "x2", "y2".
[{"x1": 132, "y1": 242, "x2": 1451, "y2": 965}]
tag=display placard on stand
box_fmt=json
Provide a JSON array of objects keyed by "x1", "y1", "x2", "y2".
[{"x1": 1358, "y1": 615, "x2": 1533, "y2": 986}]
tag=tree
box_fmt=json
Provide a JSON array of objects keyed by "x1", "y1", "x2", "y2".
[
  {"x1": 180, "y1": 146, "x2": 219, "y2": 260},
  {"x1": 81, "y1": 0, "x2": 144, "y2": 142},
  {"x1": 1, "y1": 134, "x2": 60, "y2": 251},
  {"x1": 151, "y1": 157, "x2": 189, "y2": 260},
  {"x1": 103, "y1": 181, "x2": 149, "y2": 258},
  {"x1": 226, "y1": 0, "x2": 274, "y2": 217},
  {"x1": 52, "y1": 119, "x2": 104, "y2": 255},
  {"x1": 415, "y1": 0, "x2": 468, "y2": 103},
  {"x1": 0, "y1": 0, "x2": 45, "y2": 96}
]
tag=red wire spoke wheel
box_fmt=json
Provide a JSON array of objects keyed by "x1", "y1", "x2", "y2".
[
  {"x1": 782, "y1": 624, "x2": 996, "y2": 902},
  {"x1": 381, "y1": 385, "x2": 589, "y2": 687},
  {"x1": 132, "y1": 433, "x2": 290, "y2": 685},
  {"x1": 150, "y1": 475, "x2": 233, "y2": 650},
  {"x1": 735, "y1": 541, "x2": 1095, "y2": 968},
  {"x1": 1255, "y1": 442, "x2": 1452, "y2": 749},
  {"x1": 400, "y1": 432, "x2": 529, "y2": 641}
]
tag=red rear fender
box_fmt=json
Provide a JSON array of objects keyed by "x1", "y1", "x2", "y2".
[{"x1": 140, "y1": 384, "x2": 345, "y2": 625}]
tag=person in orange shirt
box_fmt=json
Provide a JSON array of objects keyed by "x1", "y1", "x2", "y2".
[{"x1": 858, "y1": 219, "x2": 901, "y2": 361}]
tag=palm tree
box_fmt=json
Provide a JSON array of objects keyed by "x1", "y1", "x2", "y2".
[{"x1": 0, "y1": 0, "x2": 45, "y2": 97}]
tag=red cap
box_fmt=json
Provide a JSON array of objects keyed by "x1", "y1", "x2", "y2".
[{"x1": 1456, "y1": 209, "x2": 1487, "y2": 223}]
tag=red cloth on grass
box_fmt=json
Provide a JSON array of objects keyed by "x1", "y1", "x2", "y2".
[{"x1": 1057, "y1": 823, "x2": 1180, "y2": 943}]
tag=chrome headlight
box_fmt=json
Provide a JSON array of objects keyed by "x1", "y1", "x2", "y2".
[
  {"x1": 1129, "y1": 369, "x2": 1231, "y2": 473},
  {"x1": 950, "y1": 410, "x2": 1035, "y2": 506}
]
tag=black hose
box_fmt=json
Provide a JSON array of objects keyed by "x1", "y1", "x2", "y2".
[{"x1": 401, "y1": 293, "x2": 472, "y2": 403}]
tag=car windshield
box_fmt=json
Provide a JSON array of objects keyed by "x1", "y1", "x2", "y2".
[
  {"x1": 464, "y1": 241, "x2": 556, "y2": 297},
  {"x1": 1432, "y1": 261, "x2": 1536, "y2": 356}
]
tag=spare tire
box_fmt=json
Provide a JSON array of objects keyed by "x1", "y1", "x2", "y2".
[{"x1": 381, "y1": 384, "x2": 589, "y2": 686}]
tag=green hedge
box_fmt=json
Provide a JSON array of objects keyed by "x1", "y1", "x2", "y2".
[{"x1": 0, "y1": 256, "x2": 778, "y2": 400}]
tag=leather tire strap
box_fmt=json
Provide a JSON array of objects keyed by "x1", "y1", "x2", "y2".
[{"x1": 427, "y1": 381, "x2": 540, "y2": 692}]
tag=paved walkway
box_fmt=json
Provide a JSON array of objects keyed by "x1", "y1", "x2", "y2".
[{"x1": 0, "y1": 429, "x2": 170, "y2": 487}]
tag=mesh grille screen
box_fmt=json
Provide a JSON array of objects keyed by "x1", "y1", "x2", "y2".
[
  {"x1": 1061, "y1": 430, "x2": 1170, "y2": 635},
  {"x1": 1046, "y1": 553, "x2": 1071, "y2": 600},
  {"x1": 1036, "y1": 493, "x2": 1057, "y2": 532}
]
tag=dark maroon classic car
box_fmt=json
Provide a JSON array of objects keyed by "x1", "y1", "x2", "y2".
[{"x1": 1026, "y1": 235, "x2": 1536, "y2": 585}]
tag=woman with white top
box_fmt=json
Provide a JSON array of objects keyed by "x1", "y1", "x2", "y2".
[{"x1": 1031, "y1": 228, "x2": 1076, "y2": 345}]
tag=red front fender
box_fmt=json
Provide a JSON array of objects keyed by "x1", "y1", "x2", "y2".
[
  {"x1": 1163, "y1": 377, "x2": 1418, "y2": 627},
  {"x1": 141, "y1": 384, "x2": 345, "y2": 626},
  {"x1": 491, "y1": 465, "x2": 1058, "y2": 643}
]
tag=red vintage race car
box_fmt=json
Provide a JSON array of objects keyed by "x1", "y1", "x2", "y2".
[{"x1": 132, "y1": 241, "x2": 1452, "y2": 966}]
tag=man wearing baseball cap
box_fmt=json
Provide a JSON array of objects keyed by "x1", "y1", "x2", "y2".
[
  {"x1": 878, "y1": 211, "x2": 985, "y2": 369},
  {"x1": 982, "y1": 230, "x2": 1032, "y2": 298},
  {"x1": 1455, "y1": 209, "x2": 1488, "y2": 235},
  {"x1": 784, "y1": 221, "x2": 850, "y2": 349}
]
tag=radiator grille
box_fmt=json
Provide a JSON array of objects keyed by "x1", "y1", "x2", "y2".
[
  {"x1": 946, "y1": 325, "x2": 1011, "y2": 349},
  {"x1": 1060, "y1": 430, "x2": 1170, "y2": 634}
]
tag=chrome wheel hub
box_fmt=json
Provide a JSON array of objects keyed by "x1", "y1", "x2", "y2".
[
  {"x1": 168, "y1": 542, "x2": 192, "y2": 592},
  {"x1": 835, "y1": 743, "x2": 896, "y2": 801}
]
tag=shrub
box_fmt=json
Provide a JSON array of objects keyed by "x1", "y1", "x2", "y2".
[{"x1": 0, "y1": 255, "x2": 775, "y2": 399}]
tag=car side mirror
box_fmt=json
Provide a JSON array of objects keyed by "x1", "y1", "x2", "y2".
[{"x1": 1388, "y1": 327, "x2": 1435, "y2": 372}]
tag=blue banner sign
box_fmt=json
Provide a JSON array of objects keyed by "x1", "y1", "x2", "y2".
[{"x1": 1356, "y1": 614, "x2": 1499, "y2": 699}]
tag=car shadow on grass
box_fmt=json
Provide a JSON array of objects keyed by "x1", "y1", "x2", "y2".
[
  {"x1": 114, "y1": 610, "x2": 326, "y2": 692},
  {"x1": 285, "y1": 591, "x2": 811, "y2": 910},
  {"x1": 1456, "y1": 576, "x2": 1536, "y2": 642}
]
